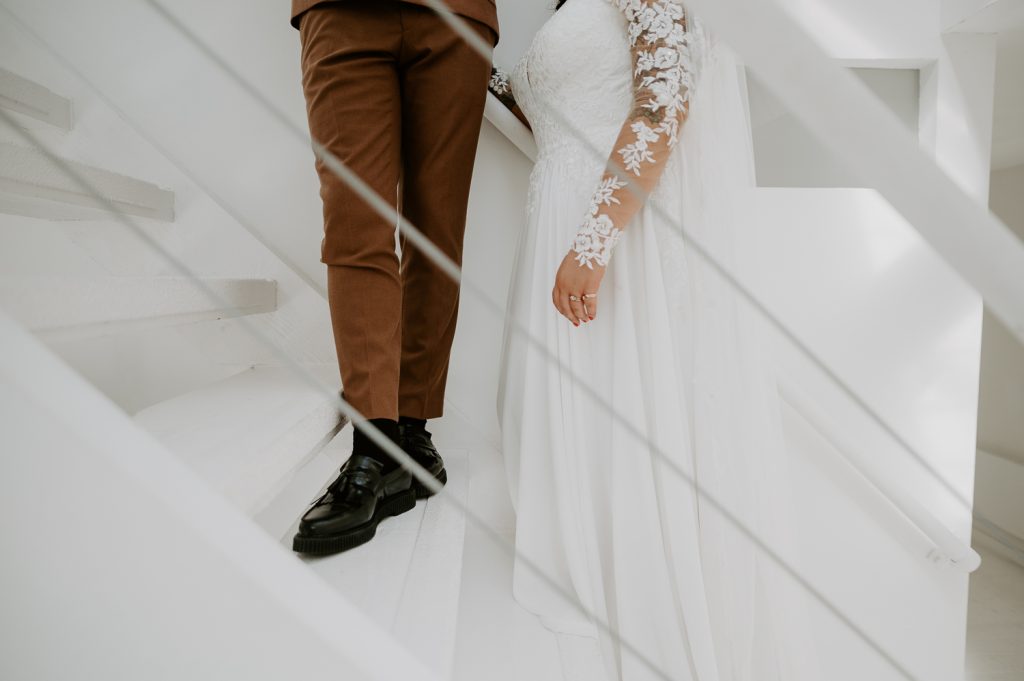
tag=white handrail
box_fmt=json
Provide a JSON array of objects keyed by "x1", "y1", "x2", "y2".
[
  {"x1": 778, "y1": 376, "x2": 982, "y2": 573},
  {"x1": 483, "y1": 91, "x2": 537, "y2": 162}
]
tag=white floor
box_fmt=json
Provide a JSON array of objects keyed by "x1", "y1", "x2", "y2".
[{"x1": 965, "y1": 539, "x2": 1024, "y2": 681}]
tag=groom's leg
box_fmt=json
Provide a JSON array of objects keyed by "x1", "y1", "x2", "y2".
[
  {"x1": 298, "y1": 2, "x2": 404, "y2": 421},
  {"x1": 396, "y1": 6, "x2": 495, "y2": 419}
]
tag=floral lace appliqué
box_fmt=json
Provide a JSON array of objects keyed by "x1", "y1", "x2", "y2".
[
  {"x1": 572, "y1": 176, "x2": 626, "y2": 268},
  {"x1": 569, "y1": 0, "x2": 700, "y2": 269}
]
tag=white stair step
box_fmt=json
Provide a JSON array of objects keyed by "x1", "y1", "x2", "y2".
[
  {"x1": 0, "y1": 275, "x2": 277, "y2": 338},
  {"x1": 134, "y1": 365, "x2": 344, "y2": 515},
  {"x1": 0, "y1": 308, "x2": 442, "y2": 681},
  {"x1": 0, "y1": 141, "x2": 174, "y2": 221},
  {"x1": 279, "y1": 424, "x2": 470, "y2": 679},
  {"x1": 0, "y1": 67, "x2": 72, "y2": 131}
]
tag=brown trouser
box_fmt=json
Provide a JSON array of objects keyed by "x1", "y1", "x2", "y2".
[{"x1": 297, "y1": 1, "x2": 494, "y2": 420}]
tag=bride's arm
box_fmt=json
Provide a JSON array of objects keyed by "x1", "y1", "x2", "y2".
[
  {"x1": 489, "y1": 66, "x2": 532, "y2": 131},
  {"x1": 569, "y1": 0, "x2": 695, "y2": 270}
]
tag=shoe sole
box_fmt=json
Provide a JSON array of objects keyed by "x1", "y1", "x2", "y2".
[
  {"x1": 292, "y1": 487, "x2": 417, "y2": 556},
  {"x1": 413, "y1": 467, "x2": 447, "y2": 499}
]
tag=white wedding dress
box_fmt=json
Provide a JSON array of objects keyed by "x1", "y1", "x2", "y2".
[{"x1": 497, "y1": 2, "x2": 819, "y2": 680}]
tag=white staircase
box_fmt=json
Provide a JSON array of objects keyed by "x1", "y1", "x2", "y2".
[
  {"x1": 1, "y1": 1, "x2": 1020, "y2": 680},
  {"x1": 131, "y1": 365, "x2": 472, "y2": 679}
]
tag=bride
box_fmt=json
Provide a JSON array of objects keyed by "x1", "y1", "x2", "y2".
[{"x1": 495, "y1": 1, "x2": 817, "y2": 679}]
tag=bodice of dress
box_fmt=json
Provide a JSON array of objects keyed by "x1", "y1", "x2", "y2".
[
  {"x1": 510, "y1": 0, "x2": 632, "y2": 170},
  {"x1": 510, "y1": 0, "x2": 706, "y2": 269}
]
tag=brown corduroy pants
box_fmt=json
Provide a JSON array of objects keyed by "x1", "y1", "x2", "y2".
[{"x1": 297, "y1": 1, "x2": 494, "y2": 420}]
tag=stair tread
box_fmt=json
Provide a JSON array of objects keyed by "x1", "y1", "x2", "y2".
[
  {"x1": 0, "y1": 67, "x2": 73, "y2": 131},
  {"x1": 134, "y1": 365, "x2": 342, "y2": 513},
  {"x1": 0, "y1": 275, "x2": 277, "y2": 336},
  {"x1": 0, "y1": 141, "x2": 174, "y2": 221}
]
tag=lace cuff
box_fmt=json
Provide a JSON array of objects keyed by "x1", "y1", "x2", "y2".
[
  {"x1": 569, "y1": 0, "x2": 699, "y2": 269},
  {"x1": 489, "y1": 66, "x2": 517, "y2": 112},
  {"x1": 571, "y1": 177, "x2": 626, "y2": 269}
]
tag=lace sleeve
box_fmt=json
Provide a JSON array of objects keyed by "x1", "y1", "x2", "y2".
[
  {"x1": 569, "y1": 0, "x2": 697, "y2": 269},
  {"x1": 490, "y1": 65, "x2": 533, "y2": 130},
  {"x1": 489, "y1": 66, "x2": 516, "y2": 111}
]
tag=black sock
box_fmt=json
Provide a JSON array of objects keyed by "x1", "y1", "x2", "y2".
[
  {"x1": 399, "y1": 415, "x2": 427, "y2": 430},
  {"x1": 352, "y1": 417, "x2": 401, "y2": 473}
]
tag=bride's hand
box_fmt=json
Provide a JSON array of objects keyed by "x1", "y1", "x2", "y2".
[{"x1": 552, "y1": 250, "x2": 604, "y2": 326}]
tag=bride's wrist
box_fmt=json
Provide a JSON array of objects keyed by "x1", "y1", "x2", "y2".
[{"x1": 570, "y1": 213, "x2": 621, "y2": 269}]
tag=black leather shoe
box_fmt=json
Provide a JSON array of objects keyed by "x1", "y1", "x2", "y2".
[
  {"x1": 398, "y1": 421, "x2": 447, "y2": 499},
  {"x1": 292, "y1": 453, "x2": 415, "y2": 555}
]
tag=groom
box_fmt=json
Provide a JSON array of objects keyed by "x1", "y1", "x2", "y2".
[{"x1": 290, "y1": 0, "x2": 498, "y2": 555}]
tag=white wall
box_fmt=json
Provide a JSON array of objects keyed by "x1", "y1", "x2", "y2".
[
  {"x1": 978, "y1": 164, "x2": 1024, "y2": 464},
  {"x1": 975, "y1": 163, "x2": 1024, "y2": 551},
  {"x1": 738, "y1": 187, "x2": 981, "y2": 680},
  {"x1": 990, "y1": 27, "x2": 1024, "y2": 171},
  {"x1": 778, "y1": 0, "x2": 942, "y2": 64},
  {"x1": 493, "y1": 0, "x2": 558, "y2": 69},
  {"x1": 749, "y1": 67, "x2": 921, "y2": 187}
]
